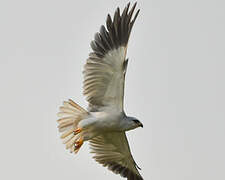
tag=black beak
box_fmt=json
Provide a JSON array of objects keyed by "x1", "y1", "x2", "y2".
[{"x1": 139, "y1": 123, "x2": 143, "y2": 128}]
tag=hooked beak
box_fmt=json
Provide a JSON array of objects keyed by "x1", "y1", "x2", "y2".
[{"x1": 139, "y1": 122, "x2": 143, "y2": 128}]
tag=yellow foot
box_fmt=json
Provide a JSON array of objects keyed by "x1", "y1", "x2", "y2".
[
  {"x1": 74, "y1": 128, "x2": 82, "y2": 135},
  {"x1": 74, "y1": 138, "x2": 83, "y2": 154}
]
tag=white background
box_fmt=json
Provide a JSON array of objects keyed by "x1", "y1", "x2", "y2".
[{"x1": 0, "y1": 0, "x2": 225, "y2": 180}]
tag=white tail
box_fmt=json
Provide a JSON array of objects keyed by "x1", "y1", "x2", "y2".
[{"x1": 57, "y1": 99, "x2": 88, "y2": 153}]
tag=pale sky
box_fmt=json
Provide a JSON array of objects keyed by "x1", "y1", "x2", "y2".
[{"x1": 0, "y1": 0, "x2": 225, "y2": 180}]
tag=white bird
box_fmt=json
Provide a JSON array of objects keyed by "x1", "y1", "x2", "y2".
[{"x1": 57, "y1": 2, "x2": 143, "y2": 180}]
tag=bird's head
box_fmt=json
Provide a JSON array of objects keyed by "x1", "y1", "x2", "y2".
[
  {"x1": 132, "y1": 118, "x2": 143, "y2": 128},
  {"x1": 124, "y1": 116, "x2": 143, "y2": 131}
]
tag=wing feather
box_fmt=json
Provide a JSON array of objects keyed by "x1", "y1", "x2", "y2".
[
  {"x1": 83, "y1": 2, "x2": 140, "y2": 111},
  {"x1": 89, "y1": 132, "x2": 143, "y2": 180}
]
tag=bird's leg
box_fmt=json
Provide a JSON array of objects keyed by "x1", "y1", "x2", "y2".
[
  {"x1": 74, "y1": 128, "x2": 82, "y2": 135},
  {"x1": 74, "y1": 137, "x2": 83, "y2": 154}
]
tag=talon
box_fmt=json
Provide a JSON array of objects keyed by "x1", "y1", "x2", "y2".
[
  {"x1": 74, "y1": 138, "x2": 83, "y2": 154},
  {"x1": 74, "y1": 128, "x2": 82, "y2": 135}
]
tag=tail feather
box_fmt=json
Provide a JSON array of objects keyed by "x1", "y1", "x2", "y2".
[
  {"x1": 60, "y1": 128, "x2": 74, "y2": 139},
  {"x1": 59, "y1": 107, "x2": 79, "y2": 114},
  {"x1": 57, "y1": 116, "x2": 74, "y2": 124},
  {"x1": 58, "y1": 120, "x2": 75, "y2": 129},
  {"x1": 57, "y1": 99, "x2": 88, "y2": 153},
  {"x1": 66, "y1": 99, "x2": 87, "y2": 113}
]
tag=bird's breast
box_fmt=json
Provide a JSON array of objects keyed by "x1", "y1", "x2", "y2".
[{"x1": 91, "y1": 111, "x2": 124, "y2": 132}]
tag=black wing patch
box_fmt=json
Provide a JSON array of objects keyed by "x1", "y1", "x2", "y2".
[
  {"x1": 90, "y1": 2, "x2": 140, "y2": 58},
  {"x1": 123, "y1": 58, "x2": 129, "y2": 76},
  {"x1": 107, "y1": 162, "x2": 144, "y2": 180}
]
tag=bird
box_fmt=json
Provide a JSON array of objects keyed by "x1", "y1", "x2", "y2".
[{"x1": 57, "y1": 2, "x2": 143, "y2": 180}]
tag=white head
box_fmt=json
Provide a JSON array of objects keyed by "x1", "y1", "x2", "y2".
[{"x1": 123, "y1": 116, "x2": 143, "y2": 131}]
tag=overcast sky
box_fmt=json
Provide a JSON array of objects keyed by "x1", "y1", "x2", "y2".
[{"x1": 0, "y1": 0, "x2": 225, "y2": 180}]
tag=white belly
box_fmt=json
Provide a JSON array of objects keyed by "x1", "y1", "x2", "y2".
[
  {"x1": 91, "y1": 111, "x2": 123, "y2": 132},
  {"x1": 77, "y1": 110, "x2": 124, "y2": 141}
]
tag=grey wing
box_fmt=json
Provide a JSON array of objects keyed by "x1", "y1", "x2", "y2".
[
  {"x1": 89, "y1": 132, "x2": 143, "y2": 180},
  {"x1": 83, "y1": 2, "x2": 140, "y2": 112}
]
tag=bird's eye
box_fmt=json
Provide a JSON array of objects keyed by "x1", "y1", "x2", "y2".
[{"x1": 133, "y1": 120, "x2": 140, "y2": 124}]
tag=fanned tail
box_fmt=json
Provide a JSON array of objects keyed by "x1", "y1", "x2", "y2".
[{"x1": 57, "y1": 99, "x2": 89, "y2": 153}]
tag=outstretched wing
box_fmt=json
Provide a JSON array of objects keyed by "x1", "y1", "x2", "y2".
[
  {"x1": 89, "y1": 132, "x2": 143, "y2": 180},
  {"x1": 83, "y1": 2, "x2": 140, "y2": 112}
]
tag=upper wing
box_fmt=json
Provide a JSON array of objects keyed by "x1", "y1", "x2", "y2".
[
  {"x1": 83, "y1": 2, "x2": 140, "y2": 112},
  {"x1": 89, "y1": 132, "x2": 143, "y2": 180}
]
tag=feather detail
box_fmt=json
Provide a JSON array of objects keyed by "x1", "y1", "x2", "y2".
[
  {"x1": 60, "y1": 128, "x2": 74, "y2": 139},
  {"x1": 83, "y1": 2, "x2": 140, "y2": 111},
  {"x1": 89, "y1": 131, "x2": 143, "y2": 180},
  {"x1": 57, "y1": 99, "x2": 88, "y2": 153}
]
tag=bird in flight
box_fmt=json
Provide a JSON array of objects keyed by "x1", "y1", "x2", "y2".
[{"x1": 57, "y1": 2, "x2": 143, "y2": 180}]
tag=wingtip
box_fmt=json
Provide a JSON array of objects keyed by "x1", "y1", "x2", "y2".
[
  {"x1": 90, "y1": 2, "x2": 140, "y2": 57},
  {"x1": 133, "y1": 1, "x2": 137, "y2": 8}
]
